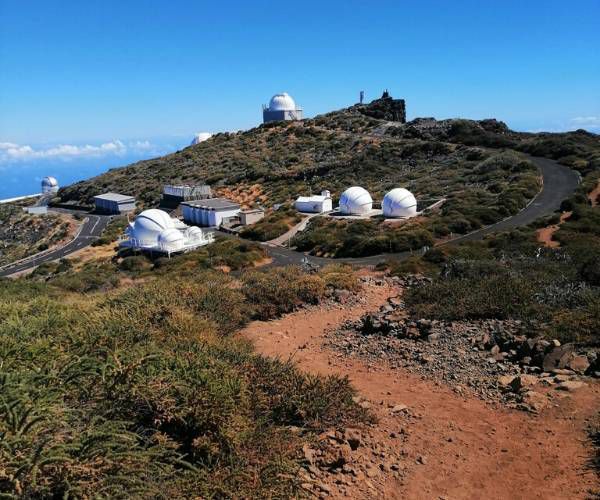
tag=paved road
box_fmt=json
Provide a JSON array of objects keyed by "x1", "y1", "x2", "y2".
[
  {"x1": 256, "y1": 155, "x2": 580, "y2": 268},
  {"x1": 0, "y1": 155, "x2": 579, "y2": 277},
  {"x1": 0, "y1": 211, "x2": 111, "y2": 278}
]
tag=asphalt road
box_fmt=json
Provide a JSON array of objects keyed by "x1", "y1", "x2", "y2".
[
  {"x1": 0, "y1": 155, "x2": 580, "y2": 277},
  {"x1": 0, "y1": 211, "x2": 111, "y2": 278},
  {"x1": 257, "y1": 155, "x2": 580, "y2": 268}
]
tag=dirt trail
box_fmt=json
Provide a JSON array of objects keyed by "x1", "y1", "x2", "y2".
[
  {"x1": 240, "y1": 282, "x2": 599, "y2": 499},
  {"x1": 536, "y1": 211, "x2": 572, "y2": 248},
  {"x1": 590, "y1": 180, "x2": 600, "y2": 207}
]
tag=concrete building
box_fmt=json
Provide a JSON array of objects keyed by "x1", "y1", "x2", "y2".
[
  {"x1": 240, "y1": 208, "x2": 265, "y2": 225},
  {"x1": 262, "y1": 92, "x2": 303, "y2": 123},
  {"x1": 295, "y1": 190, "x2": 333, "y2": 213},
  {"x1": 161, "y1": 184, "x2": 212, "y2": 209},
  {"x1": 94, "y1": 192, "x2": 136, "y2": 215},
  {"x1": 181, "y1": 198, "x2": 241, "y2": 227},
  {"x1": 119, "y1": 209, "x2": 213, "y2": 256}
]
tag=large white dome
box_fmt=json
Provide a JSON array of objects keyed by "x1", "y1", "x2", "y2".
[
  {"x1": 41, "y1": 176, "x2": 58, "y2": 193},
  {"x1": 127, "y1": 209, "x2": 175, "y2": 244},
  {"x1": 269, "y1": 92, "x2": 297, "y2": 111},
  {"x1": 339, "y1": 186, "x2": 373, "y2": 215},
  {"x1": 383, "y1": 188, "x2": 418, "y2": 218}
]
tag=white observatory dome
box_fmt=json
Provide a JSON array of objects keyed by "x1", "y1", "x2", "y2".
[
  {"x1": 185, "y1": 226, "x2": 204, "y2": 240},
  {"x1": 41, "y1": 176, "x2": 59, "y2": 194},
  {"x1": 269, "y1": 92, "x2": 297, "y2": 111},
  {"x1": 382, "y1": 188, "x2": 418, "y2": 218},
  {"x1": 339, "y1": 186, "x2": 373, "y2": 215},
  {"x1": 127, "y1": 209, "x2": 175, "y2": 244},
  {"x1": 158, "y1": 228, "x2": 184, "y2": 251},
  {"x1": 190, "y1": 132, "x2": 212, "y2": 145}
]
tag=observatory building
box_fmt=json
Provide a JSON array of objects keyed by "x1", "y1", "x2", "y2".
[
  {"x1": 338, "y1": 186, "x2": 373, "y2": 215},
  {"x1": 262, "y1": 93, "x2": 303, "y2": 123},
  {"x1": 94, "y1": 192, "x2": 136, "y2": 215},
  {"x1": 41, "y1": 176, "x2": 59, "y2": 194},
  {"x1": 295, "y1": 190, "x2": 333, "y2": 213},
  {"x1": 119, "y1": 208, "x2": 214, "y2": 256},
  {"x1": 181, "y1": 198, "x2": 241, "y2": 227},
  {"x1": 190, "y1": 132, "x2": 212, "y2": 145},
  {"x1": 382, "y1": 188, "x2": 418, "y2": 218}
]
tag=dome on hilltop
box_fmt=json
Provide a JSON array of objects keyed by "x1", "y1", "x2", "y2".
[
  {"x1": 41, "y1": 176, "x2": 59, "y2": 193},
  {"x1": 382, "y1": 188, "x2": 417, "y2": 218},
  {"x1": 191, "y1": 132, "x2": 212, "y2": 145},
  {"x1": 339, "y1": 186, "x2": 373, "y2": 215},
  {"x1": 268, "y1": 92, "x2": 297, "y2": 111}
]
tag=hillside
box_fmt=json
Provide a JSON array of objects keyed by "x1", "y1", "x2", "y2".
[
  {"x1": 58, "y1": 96, "x2": 599, "y2": 257},
  {"x1": 57, "y1": 98, "x2": 555, "y2": 211},
  {"x1": 0, "y1": 205, "x2": 74, "y2": 266}
]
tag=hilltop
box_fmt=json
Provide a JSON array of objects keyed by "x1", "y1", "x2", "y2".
[{"x1": 58, "y1": 96, "x2": 597, "y2": 210}]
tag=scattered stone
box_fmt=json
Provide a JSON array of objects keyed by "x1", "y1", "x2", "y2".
[
  {"x1": 390, "y1": 404, "x2": 408, "y2": 413},
  {"x1": 343, "y1": 428, "x2": 362, "y2": 451},
  {"x1": 555, "y1": 381, "x2": 586, "y2": 392}
]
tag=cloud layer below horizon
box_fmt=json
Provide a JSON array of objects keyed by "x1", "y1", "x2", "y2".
[{"x1": 0, "y1": 139, "x2": 164, "y2": 164}]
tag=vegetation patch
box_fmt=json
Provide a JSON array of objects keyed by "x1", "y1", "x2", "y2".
[{"x1": 0, "y1": 258, "x2": 367, "y2": 497}]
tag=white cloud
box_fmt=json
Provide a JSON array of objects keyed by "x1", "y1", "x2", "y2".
[
  {"x1": 570, "y1": 116, "x2": 600, "y2": 129},
  {"x1": 0, "y1": 139, "x2": 162, "y2": 163}
]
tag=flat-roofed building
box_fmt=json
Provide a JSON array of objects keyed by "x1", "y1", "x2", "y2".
[
  {"x1": 94, "y1": 192, "x2": 136, "y2": 215},
  {"x1": 161, "y1": 184, "x2": 212, "y2": 209},
  {"x1": 240, "y1": 208, "x2": 265, "y2": 226},
  {"x1": 181, "y1": 198, "x2": 241, "y2": 227},
  {"x1": 295, "y1": 190, "x2": 333, "y2": 213}
]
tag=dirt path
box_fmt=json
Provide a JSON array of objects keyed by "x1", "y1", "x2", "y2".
[
  {"x1": 240, "y1": 282, "x2": 599, "y2": 499},
  {"x1": 536, "y1": 211, "x2": 572, "y2": 248},
  {"x1": 589, "y1": 179, "x2": 600, "y2": 207}
]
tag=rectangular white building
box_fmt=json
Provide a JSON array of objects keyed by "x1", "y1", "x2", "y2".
[
  {"x1": 94, "y1": 192, "x2": 136, "y2": 214},
  {"x1": 295, "y1": 190, "x2": 332, "y2": 213},
  {"x1": 181, "y1": 198, "x2": 241, "y2": 227}
]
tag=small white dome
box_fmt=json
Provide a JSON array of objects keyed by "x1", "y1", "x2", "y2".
[
  {"x1": 269, "y1": 92, "x2": 297, "y2": 111},
  {"x1": 129, "y1": 209, "x2": 174, "y2": 244},
  {"x1": 41, "y1": 176, "x2": 59, "y2": 193},
  {"x1": 158, "y1": 228, "x2": 184, "y2": 251},
  {"x1": 339, "y1": 186, "x2": 373, "y2": 215},
  {"x1": 383, "y1": 188, "x2": 418, "y2": 218},
  {"x1": 190, "y1": 132, "x2": 212, "y2": 145}
]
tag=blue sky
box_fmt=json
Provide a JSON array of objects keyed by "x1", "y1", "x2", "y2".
[{"x1": 0, "y1": 0, "x2": 598, "y2": 197}]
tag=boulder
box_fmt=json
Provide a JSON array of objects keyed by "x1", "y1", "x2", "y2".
[
  {"x1": 510, "y1": 375, "x2": 538, "y2": 392},
  {"x1": 542, "y1": 344, "x2": 575, "y2": 372},
  {"x1": 567, "y1": 355, "x2": 590, "y2": 375}
]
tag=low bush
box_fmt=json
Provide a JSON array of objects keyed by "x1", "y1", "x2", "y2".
[{"x1": 242, "y1": 266, "x2": 326, "y2": 319}]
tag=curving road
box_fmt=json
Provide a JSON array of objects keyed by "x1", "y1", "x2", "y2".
[
  {"x1": 257, "y1": 155, "x2": 580, "y2": 268},
  {"x1": 0, "y1": 155, "x2": 580, "y2": 277},
  {"x1": 0, "y1": 211, "x2": 111, "y2": 278}
]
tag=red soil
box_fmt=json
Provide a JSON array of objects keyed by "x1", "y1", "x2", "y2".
[
  {"x1": 536, "y1": 211, "x2": 572, "y2": 248},
  {"x1": 240, "y1": 281, "x2": 599, "y2": 499}
]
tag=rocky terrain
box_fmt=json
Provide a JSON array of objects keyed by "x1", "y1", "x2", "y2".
[
  {"x1": 328, "y1": 275, "x2": 597, "y2": 414},
  {"x1": 241, "y1": 274, "x2": 600, "y2": 498},
  {"x1": 0, "y1": 204, "x2": 74, "y2": 266}
]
